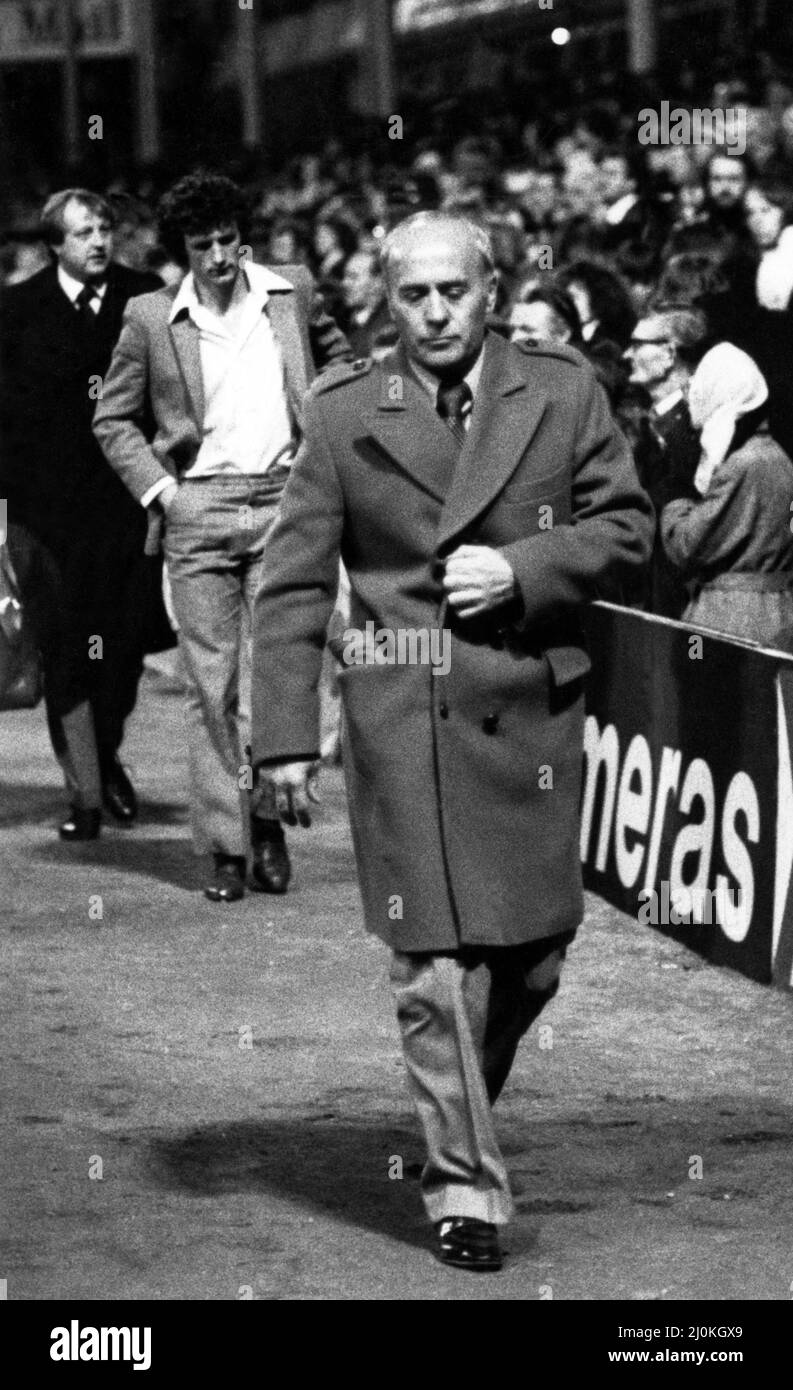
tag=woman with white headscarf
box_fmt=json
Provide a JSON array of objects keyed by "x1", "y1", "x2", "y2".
[{"x1": 661, "y1": 342, "x2": 793, "y2": 649}]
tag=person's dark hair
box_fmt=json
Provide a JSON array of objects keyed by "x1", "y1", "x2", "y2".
[
  {"x1": 615, "y1": 239, "x2": 660, "y2": 285},
  {"x1": 521, "y1": 285, "x2": 583, "y2": 344},
  {"x1": 653, "y1": 252, "x2": 729, "y2": 307},
  {"x1": 556, "y1": 257, "x2": 636, "y2": 348},
  {"x1": 157, "y1": 172, "x2": 251, "y2": 267},
  {"x1": 313, "y1": 214, "x2": 359, "y2": 261},
  {"x1": 106, "y1": 191, "x2": 154, "y2": 231},
  {"x1": 40, "y1": 188, "x2": 114, "y2": 247},
  {"x1": 746, "y1": 173, "x2": 793, "y2": 228}
]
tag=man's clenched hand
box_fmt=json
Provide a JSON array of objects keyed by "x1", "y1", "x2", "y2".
[
  {"x1": 442, "y1": 544, "x2": 516, "y2": 618},
  {"x1": 258, "y1": 760, "x2": 321, "y2": 828}
]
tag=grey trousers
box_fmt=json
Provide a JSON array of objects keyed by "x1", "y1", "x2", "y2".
[
  {"x1": 163, "y1": 479, "x2": 280, "y2": 858},
  {"x1": 389, "y1": 934, "x2": 573, "y2": 1226}
]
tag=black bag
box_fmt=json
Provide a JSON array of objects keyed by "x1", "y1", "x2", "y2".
[{"x1": 0, "y1": 538, "x2": 43, "y2": 710}]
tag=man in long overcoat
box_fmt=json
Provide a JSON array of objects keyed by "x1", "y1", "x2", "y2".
[
  {"x1": 0, "y1": 189, "x2": 163, "y2": 838},
  {"x1": 251, "y1": 212, "x2": 654, "y2": 1271}
]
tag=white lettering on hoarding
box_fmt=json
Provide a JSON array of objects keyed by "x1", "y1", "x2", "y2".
[{"x1": 581, "y1": 717, "x2": 758, "y2": 943}]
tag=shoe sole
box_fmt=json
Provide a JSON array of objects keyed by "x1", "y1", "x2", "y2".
[
  {"x1": 436, "y1": 1253, "x2": 503, "y2": 1272},
  {"x1": 248, "y1": 877, "x2": 290, "y2": 894}
]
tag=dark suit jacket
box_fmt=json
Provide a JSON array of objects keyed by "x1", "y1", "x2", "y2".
[
  {"x1": 251, "y1": 332, "x2": 654, "y2": 951},
  {"x1": 93, "y1": 263, "x2": 351, "y2": 552},
  {"x1": 0, "y1": 262, "x2": 161, "y2": 552}
]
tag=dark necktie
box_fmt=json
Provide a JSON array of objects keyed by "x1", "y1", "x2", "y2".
[
  {"x1": 437, "y1": 379, "x2": 472, "y2": 448},
  {"x1": 75, "y1": 285, "x2": 97, "y2": 325}
]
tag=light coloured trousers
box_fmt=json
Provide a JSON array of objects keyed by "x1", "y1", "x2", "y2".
[
  {"x1": 163, "y1": 478, "x2": 280, "y2": 858},
  {"x1": 389, "y1": 935, "x2": 573, "y2": 1225}
]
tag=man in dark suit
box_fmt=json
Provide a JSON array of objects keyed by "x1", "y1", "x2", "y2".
[
  {"x1": 623, "y1": 305, "x2": 706, "y2": 616},
  {"x1": 341, "y1": 247, "x2": 393, "y2": 358},
  {"x1": 250, "y1": 212, "x2": 654, "y2": 1271},
  {"x1": 0, "y1": 189, "x2": 162, "y2": 839},
  {"x1": 94, "y1": 173, "x2": 351, "y2": 902}
]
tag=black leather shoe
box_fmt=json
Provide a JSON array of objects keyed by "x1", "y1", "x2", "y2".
[
  {"x1": 102, "y1": 756, "x2": 138, "y2": 825},
  {"x1": 59, "y1": 807, "x2": 101, "y2": 841},
  {"x1": 205, "y1": 854, "x2": 245, "y2": 903},
  {"x1": 250, "y1": 824, "x2": 291, "y2": 894},
  {"x1": 434, "y1": 1217, "x2": 503, "y2": 1272}
]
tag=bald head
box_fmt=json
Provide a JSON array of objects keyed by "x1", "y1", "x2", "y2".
[
  {"x1": 380, "y1": 212, "x2": 498, "y2": 379},
  {"x1": 381, "y1": 212, "x2": 495, "y2": 282}
]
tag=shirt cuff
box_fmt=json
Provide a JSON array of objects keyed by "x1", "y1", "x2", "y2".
[{"x1": 140, "y1": 476, "x2": 174, "y2": 510}]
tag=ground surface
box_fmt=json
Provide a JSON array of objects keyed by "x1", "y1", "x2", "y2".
[{"x1": 2, "y1": 665, "x2": 793, "y2": 1302}]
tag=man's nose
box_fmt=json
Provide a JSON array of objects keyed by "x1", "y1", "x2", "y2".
[
  {"x1": 211, "y1": 242, "x2": 226, "y2": 262},
  {"x1": 425, "y1": 291, "x2": 448, "y2": 323}
]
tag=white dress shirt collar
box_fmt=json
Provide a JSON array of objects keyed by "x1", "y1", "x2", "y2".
[
  {"x1": 57, "y1": 265, "x2": 108, "y2": 305},
  {"x1": 604, "y1": 191, "x2": 640, "y2": 226},
  {"x1": 169, "y1": 261, "x2": 295, "y2": 325},
  {"x1": 653, "y1": 387, "x2": 685, "y2": 418}
]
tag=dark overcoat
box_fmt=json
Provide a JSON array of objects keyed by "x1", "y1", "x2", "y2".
[
  {"x1": 251, "y1": 331, "x2": 654, "y2": 951},
  {"x1": 0, "y1": 261, "x2": 173, "y2": 662},
  {"x1": 0, "y1": 261, "x2": 160, "y2": 553}
]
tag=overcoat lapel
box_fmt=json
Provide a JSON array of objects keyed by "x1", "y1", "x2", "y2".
[
  {"x1": 438, "y1": 332, "x2": 548, "y2": 549},
  {"x1": 362, "y1": 345, "x2": 461, "y2": 503},
  {"x1": 266, "y1": 287, "x2": 308, "y2": 429},
  {"x1": 168, "y1": 315, "x2": 205, "y2": 427}
]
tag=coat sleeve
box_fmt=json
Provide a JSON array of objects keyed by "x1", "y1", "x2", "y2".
[
  {"x1": 660, "y1": 463, "x2": 747, "y2": 576},
  {"x1": 92, "y1": 304, "x2": 171, "y2": 503},
  {"x1": 501, "y1": 370, "x2": 655, "y2": 626},
  {"x1": 0, "y1": 290, "x2": 25, "y2": 482},
  {"x1": 250, "y1": 393, "x2": 345, "y2": 768}
]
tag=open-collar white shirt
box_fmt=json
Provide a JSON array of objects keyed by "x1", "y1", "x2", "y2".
[{"x1": 169, "y1": 261, "x2": 295, "y2": 482}]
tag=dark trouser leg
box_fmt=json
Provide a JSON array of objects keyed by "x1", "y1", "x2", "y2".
[
  {"x1": 79, "y1": 533, "x2": 148, "y2": 774},
  {"x1": 389, "y1": 933, "x2": 574, "y2": 1226},
  {"x1": 7, "y1": 524, "x2": 102, "y2": 810}
]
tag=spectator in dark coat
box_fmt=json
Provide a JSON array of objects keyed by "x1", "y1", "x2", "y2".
[
  {"x1": 0, "y1": 188, "x2": 164, "y2": 840},
  {"x1": 557, "y1": 257, "x2": 636, "y2": 352},
  {"x1": 742, "y1": 174, "x2": 793, "y2": 458},
  {"x1": 661, "y1": 344, "x2": 793, "y2": 649},
  {"x1": 623, "y1": 305, "x2": 707, "y2": 616},
  {"x1": 508, "y1": 284, "x2": 626, "y2": 407},
  {"x1": 340, "y1": 247, "x2": 392, "y2": 357}
]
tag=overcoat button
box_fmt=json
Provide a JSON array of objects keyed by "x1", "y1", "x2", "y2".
[
  {"x1": 439, "y1": 703, "x2": 449, "y2": 719},
  {"x1": 482, "y1": 712, "x2": 499, "y2": 734}
]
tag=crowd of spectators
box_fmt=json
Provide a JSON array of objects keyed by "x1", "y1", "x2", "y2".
[{"x1": 3, "y1": 57, "x2": 793, "y2": 639}]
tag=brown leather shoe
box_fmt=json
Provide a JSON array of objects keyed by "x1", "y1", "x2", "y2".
[
  {"x1": 204, "y1": 854, "x2": 245, "y2": 903},
  {"x1": 434, "y1": 1217, "x2": 503, "y2": 1272}
]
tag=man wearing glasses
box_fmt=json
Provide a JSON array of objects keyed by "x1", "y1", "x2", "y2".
[{"x1": 624, "y1": 306, "x2": 708, "y2": 616}]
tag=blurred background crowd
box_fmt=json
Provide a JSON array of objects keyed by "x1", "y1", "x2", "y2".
[{"x1": 2, "y1": 0, "x2": 793, "y2": 630}]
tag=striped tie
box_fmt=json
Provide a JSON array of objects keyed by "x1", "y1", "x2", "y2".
[{"x1": 437, "y1": 379, "x2": 472, "y2": 448}]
